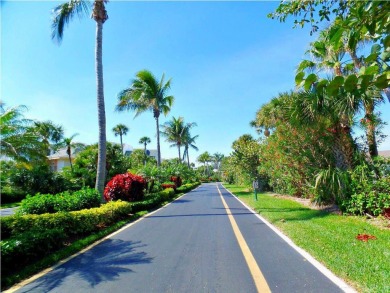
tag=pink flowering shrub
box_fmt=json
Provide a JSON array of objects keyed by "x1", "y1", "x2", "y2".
[{"x1": 104, "y1": 173, "x2": 146, "y2": 202}]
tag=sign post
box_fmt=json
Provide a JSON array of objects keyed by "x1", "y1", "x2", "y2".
[{"x1": 252, "y1": 180, "x2": 259, "y2": 201}]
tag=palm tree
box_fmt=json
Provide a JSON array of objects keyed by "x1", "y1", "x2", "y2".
[
  {"x1": 60, "y1": 133, "x2": 85, "y2": 172},
  {"x1": 112, "y1": 124, "x2": 129, "y2": 154},
  {"x1": 161, "y1": 117, "x2": 196, "y2": 162},
  {"x1": 139, "y1": 136, "x2": 151, "y2": 166},
  {"x1": 51, "y1": 0, "x2": 108, "y2": 196},
  {"x1": 116, "y1": 70, "x2": 174, "y2": 166},
  {"x1": 182, "y1": 132, "x2": 199, "y2": 168},
  {"x1": 213, "y1": 153, "x2": 225, "y2": 171},
  {"x1": 33, "y1": 121, "x2": 64, "y2": 155},
  {"x1": 197, "y1": 152, "x2": 212, "y2": 176},
  {"x1": 298, "y1": 26, "x2": 384, "y2": 159},
  {"x1": 0, "y1": 105, "x2": 43, "y2": 162}
]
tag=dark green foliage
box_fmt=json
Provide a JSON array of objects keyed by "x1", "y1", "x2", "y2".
[
  {"x1": 17, "y1": 188, "x2": 101, "y2": 215},
  {"x1": 343, "y1": 179, "x2": 390, "y2": 216},
  {"x1": 1, "y1": 201, "x2": 133, "y2": 240},
  {"x1": 1, "y1": 228, "x2": 67, "y2": 276},
  {"x1": 9, "y1": 164, "x2": 74, "y2": 195},
  {"x1": 62, "y1": 142, "x2": 132, "y2": 188}
]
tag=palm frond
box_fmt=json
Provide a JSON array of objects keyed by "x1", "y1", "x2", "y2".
[{"x1": 51, "y1": 0, "x2": 91, "y2": 43}]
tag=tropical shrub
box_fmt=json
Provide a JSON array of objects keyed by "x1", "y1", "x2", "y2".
[
  {"x1": 9, "y1": 163, "x2": 74, "y2": 195},
  {"x1": 104, "y1": 173, "x2": 146, "y2": 202},
  {"x1": 1, "y1": 201, "x2": 132, "y2": 240},
  {"x1": 170, "y1": 176, "x2": 182, "y2": 187},
  {"x1": 1, "y1": 228, "x2": 67, "y2": 276},
  {"x1": 63, "y1": 142, "x2": 132, "y2": 188},
  {"x1": 17, "y1": 188, "x2": 101, "y2": 215},
  {"x1": 161, "y1": 182, "x2": 176, "y2": 190}
]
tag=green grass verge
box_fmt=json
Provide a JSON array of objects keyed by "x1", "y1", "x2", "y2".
[{"x1": 223, "y1": 184, "x2": 390, "y2": 293}]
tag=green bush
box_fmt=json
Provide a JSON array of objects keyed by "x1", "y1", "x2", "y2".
[
  {"x1": 1, "y1": 201, "x2": 132, "y2": 240},
  {"x1": 1, "y1": 228, "x2": 67, "y2": 276},
  {"x1": 17, "y1": 188, "x2": 101, "y2": 215},
  {"x1": 9, "y1": 164, "x2": 75, "y2": 195},
  {"x1": 342, "y1": 177, "x2": 390, "y2": 216}
]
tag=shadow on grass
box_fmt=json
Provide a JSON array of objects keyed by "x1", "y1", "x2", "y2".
[
  {"x1": 228, "y1": 189, "x2": 333, "y2": 222},
  {"x1": 16, "y1": 239, "x2": 153, "y2": 292},
  {"x1": 257, "y1": 207, "x2": 331, "y2": 222}
]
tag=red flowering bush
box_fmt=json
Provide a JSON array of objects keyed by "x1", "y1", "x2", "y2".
[
  {"x1": 104, "y1": 173, "x2": 146, "y2": 202},
  {"x1": 170, "y1": 176, "x2": 182, "y2": 188}
]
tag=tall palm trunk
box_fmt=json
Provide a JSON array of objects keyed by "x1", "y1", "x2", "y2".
[
  {"x1": 67, "y1": 147, "x2": 74, "y2": 172},
  {"x1": 143, "y1": 142, "x2": 147, "y2": 166},
  {"x1": 186, "y1": 148, "x2": 190, "y2": 167},
  {"x1": 154, "y1": 110, "x2": 161, "y2": 166},
  {"x1": 349, "y1": 49, "x2": 379, "y2": 158},
  {"x1": 365, "y1": 101, "x2": 378, "y2": 157},
  {"x1": 177, "y1": 144, "x2": 181, "y2": 162},
  {"x1": 94, "y1": 15, "x2": 107, "y2": 197},
  {"x1": 120, "y1": 134, "x2": 123, "y2": 154},
  {"x1": 333, "y1": 66, "x2": 355, "y2": 169}
]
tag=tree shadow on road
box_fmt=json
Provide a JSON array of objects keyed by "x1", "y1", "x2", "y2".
[{"x1": 18, "y1": 239, "x2": 152, "y2": 292}]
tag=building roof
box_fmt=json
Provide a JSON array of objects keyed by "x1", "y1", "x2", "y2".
[
  {"x1": 47, "y1": 147, "x2": 81, "y2": 160},
  {"x1": 378, "y1": 150, "x2": 390, "y2": 158}
]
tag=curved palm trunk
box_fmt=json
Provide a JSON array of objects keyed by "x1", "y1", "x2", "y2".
[
  {"x1": 95, "y1": 19, "x2": 107, "y2": 198},
  {"x1": 155, "y1": 114, "x2": 161, "y2": 166},
  {"x1": 365, "y1": 101, "x2": 378, "y2": 158}
]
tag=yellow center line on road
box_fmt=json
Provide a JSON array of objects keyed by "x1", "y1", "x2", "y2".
[{"x1": 217, "y1": 185, "x2": 271, "y2": 293}]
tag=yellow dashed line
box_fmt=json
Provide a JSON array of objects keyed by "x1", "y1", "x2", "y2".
[{"x1": 217, "y1": 185, "x2": 271, "y2": 293}]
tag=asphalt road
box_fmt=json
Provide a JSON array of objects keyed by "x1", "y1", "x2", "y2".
[{"x1": 11, "y1": 183, "x2": 349, "y2": 293}]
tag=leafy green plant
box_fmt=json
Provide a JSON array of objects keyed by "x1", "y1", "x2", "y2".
[
  {"x1": 17, "y1": 188, "x2": 101, "y2": 215},
  {"x1": 313, "y1": 167, "x2": 350, "y2": 205},
  {"x1": 1, "y1": 228, "x2": 66, "y2": 276}
]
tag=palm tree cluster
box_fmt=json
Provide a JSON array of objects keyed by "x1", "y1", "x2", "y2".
[
  {"x1": 160, "y1": 117, "x2": 198, "y2": 167},
  {"x1": 197, "y1": 152, "x2": 224, "y2": 176}
]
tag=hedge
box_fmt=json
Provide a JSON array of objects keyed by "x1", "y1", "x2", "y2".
[
  {"x1": 1, "y1": 181, "x2": 200, "y2": 286},
  {"x1": 17, "y1": 188, "x2": 101, "y2": 215}
]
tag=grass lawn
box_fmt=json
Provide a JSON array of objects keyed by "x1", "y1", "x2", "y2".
[{"x1": 223, "y1": 184, "x2": 390, "y2": 293}]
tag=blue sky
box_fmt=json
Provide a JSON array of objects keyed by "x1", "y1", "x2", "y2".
[{"x1": 2, "y1": 1, "x2": 389, "y2": 163}]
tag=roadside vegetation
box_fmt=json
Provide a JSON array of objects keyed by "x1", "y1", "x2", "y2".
[
  {"x1": 224, "y1": 184, "x2": 390, "y2": 293},
  {"x1": 221, "y1": 1, "x2": 390, "y2": 218}
]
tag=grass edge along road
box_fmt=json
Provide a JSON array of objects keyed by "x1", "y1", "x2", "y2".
[{"x1": 223, "y1": 184, "x2": 390, "y2": 293}]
